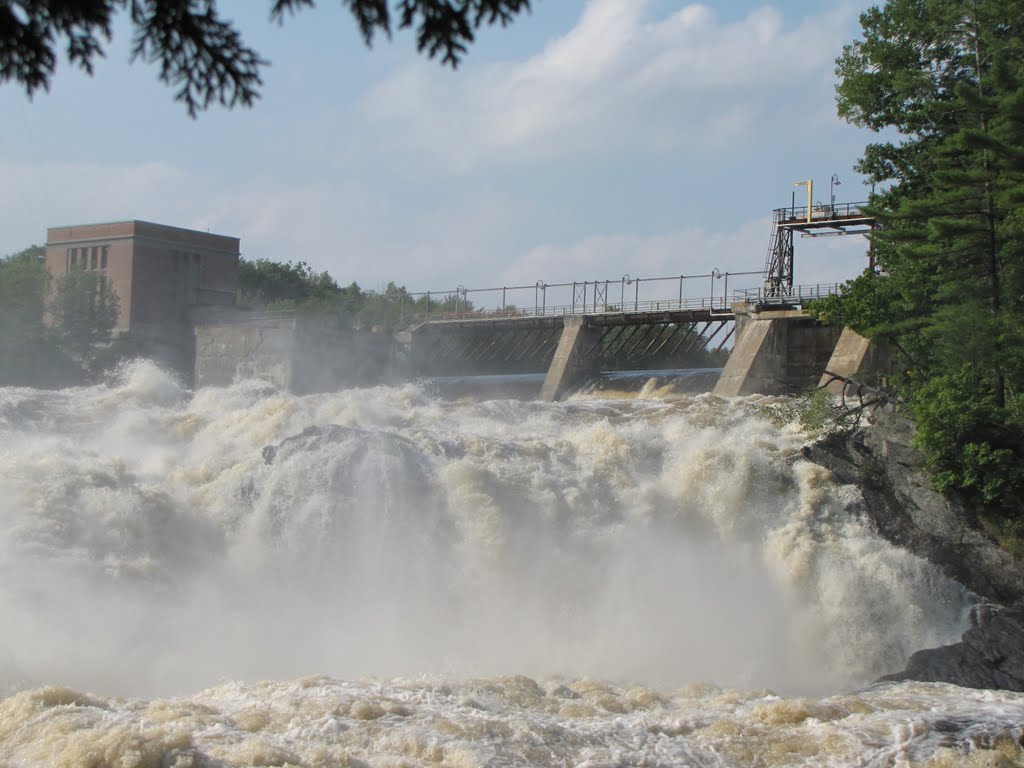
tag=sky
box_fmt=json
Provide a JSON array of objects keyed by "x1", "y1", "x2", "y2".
[{"x1": 1, "y1": 0, "x2": 882, "y2": 302}]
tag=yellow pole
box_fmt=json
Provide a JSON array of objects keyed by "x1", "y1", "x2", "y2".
[{"x1": 794, "y1": 179, "x2": 813, "y2": 223}]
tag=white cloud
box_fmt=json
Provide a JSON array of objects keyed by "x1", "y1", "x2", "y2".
[
  {"x1": 0, "y1": 160, "x2": 537, "y2": 290},
  {"x1": 481, "y1": 216, "x2": 871, "y2": 309},
  {"x1": 1, "y1": 1, "x2": 872, "y2": 296},
  {"x1": 2, "y1": 159, "x2": 870, "y2": 297},
  {"x1": 362, "y1": 1, "x2": 856, "y2": 171},
  {"x1": 0, "y1": 161, "x2": 193, "y2": 244},
  {"x1": 499, "y1": 218, "x2": 768, "y2": 284}
]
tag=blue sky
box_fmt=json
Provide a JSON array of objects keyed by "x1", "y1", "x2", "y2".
[{"x1": 1, "y1": 1, "x2": 880, "y2": 297}]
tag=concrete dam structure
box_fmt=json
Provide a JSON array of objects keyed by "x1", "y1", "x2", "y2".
[
  {"x1": 191, "y1": 297, "x2": 880, "y2": 400},
  {"x1": 403, "y1": 300, "x2": 874, "y2": 401},
  {"x1": 190, "y1": 198, "x2": 880, "y2": 396}
]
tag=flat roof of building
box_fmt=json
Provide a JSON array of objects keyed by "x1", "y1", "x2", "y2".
[
  {"x1": 48, "y1": 219, "x2": 239, "y2": 236},
  {"x1": 47, "y1": 220, "x2": 240, "y2": 249}
]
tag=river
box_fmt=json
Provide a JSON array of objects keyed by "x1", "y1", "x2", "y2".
[{"x1": 0, "y1": 360, "x2": 1021, "y2": 766}]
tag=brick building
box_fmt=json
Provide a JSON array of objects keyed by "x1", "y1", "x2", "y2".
[{"x1": 45, "y1": 220, "x2": 241, "y2": 375}]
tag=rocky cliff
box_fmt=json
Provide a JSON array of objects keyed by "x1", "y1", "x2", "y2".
[
  {"x1": 802, "y1": 411, "x2": 1024, "y2": 690},
  {"x1": 802, "y1": 411, "x2": 1024, "y2": 605}
]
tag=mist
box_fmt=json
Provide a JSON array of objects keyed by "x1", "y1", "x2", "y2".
[{"x1": 0, "y1": 361, "x2": 972, "y2": 700}]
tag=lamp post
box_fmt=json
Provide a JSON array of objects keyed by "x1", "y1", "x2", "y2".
[
  {"x1": 830, "y1": 173, "x2": 841, "y2": 216},
  {"x1": 795, "y1": 179, "x2": 812, "y2": 223}
]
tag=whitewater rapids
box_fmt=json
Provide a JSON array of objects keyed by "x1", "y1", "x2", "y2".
[{"x1": 0, "y1": 360, "x2": 1021, "y2": 766}]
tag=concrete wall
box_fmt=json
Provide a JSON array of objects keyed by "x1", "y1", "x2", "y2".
[
  {"x1": 819, "y1": 327, "x2": 892, "y2": 393},
  {"x1": 714, "y1": 308, "x2": 842, "y2": 396},
  {"x1": 194, "y1": 311, "x2": 394, "y2": 393},
  {"x1": 195, "y1": 312, "x2": 297, "y2": 390}
]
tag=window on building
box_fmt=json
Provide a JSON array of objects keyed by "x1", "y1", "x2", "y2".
[
  {"x1": 90, "y1": 247, "x2": 98, "y2": 270},
  {"x1": 100, "y1": 246, "x2": 108, "y2": 269}
]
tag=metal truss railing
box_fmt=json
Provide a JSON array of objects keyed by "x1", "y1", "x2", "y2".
[
  {"x1": 775, "y1": 201, "x2": 869, "y2": 225},
  {"x1": 734, "y1": 283, "x2": 841, "y2": 305},
  {"x1": 404, "y1": 270, "x2": 765, "y2": 325},
  {"x1": 223, "y1": 277, "x2": 843, "y2": 328},
  {"x1": 419, "y1": 294, "x2": 731, "y2": 323}
]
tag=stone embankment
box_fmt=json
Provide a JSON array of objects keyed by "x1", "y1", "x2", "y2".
[{"x1": 802, "y1": 411, "x2": 1024, "y2": 690}]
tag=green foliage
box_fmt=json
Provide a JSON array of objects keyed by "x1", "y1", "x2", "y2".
[
  {"x1": 0, "y1": 246, "x2": 81, "y2": 386},
  {"x1": 0, "y1": 245, "x2": 47, "y2": 337},
  {"x1": 761, "y1": 386, "x2": 874, "y2": 438},
  {"x1": 238, "y1": 259, "x2": 342, "y2": 308},
  {"x1": 48, "y1": 267, "x2": 121, "y2": 375},
  {"x1": 979, "y1": 513, "x2": 1024, "y2": 560},
  {"x1": 0, "y1": 246, "x2": 54, "y2": 385},
  {"x1": 910, "y1": 368, "x2": 1024, "y2": 511},
  {"x1": 830, "y1": 0, "x2": 1024, "y2": 526},
  {"x1": 1, "y1": 1, "x2": 531, "y2": 116},
  {"x1": 799, "y1": 388, "x2": 849, "y2": 436},
  {"x1": 238, "y1": 258, "x2": 471, "y2": 331},
  {"x1": 0, "y1": 246, "x2": 123, "y2": 385}
]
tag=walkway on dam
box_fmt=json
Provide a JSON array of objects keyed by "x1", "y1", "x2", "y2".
[
  {"x1": 403, "y1": 279, "x2": 843, "y2": 400},
  {"x1": 399, "y1": 197, "x2": 876, "y2": 399},
  {"x1": 398, "y1": 272, "x2": 838, "y2": 327},
  {"x1": 193, "y1": 197, "x2": 876, "y2": 398}
]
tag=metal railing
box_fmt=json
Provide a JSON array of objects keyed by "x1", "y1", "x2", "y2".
[
  {"x1": 401, "y1": 270, "x2": 766, "y2": 325},
  {"x1": 220, "y1": 279, "x2": 841, "y2": 329},
  {"x1": 776, "y1": 201, "x2": 869, "y2": 225},
  {"x1": 734, "y1": 283, "x2": 840, "y2": 305},
  {"x1": 415, "y1": 295, "x2": 734, "y2": 324}
]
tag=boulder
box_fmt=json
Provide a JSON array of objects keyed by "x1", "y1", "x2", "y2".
[{"x1": 879, "y1": 601, "x2": 1024, "y2": 691}]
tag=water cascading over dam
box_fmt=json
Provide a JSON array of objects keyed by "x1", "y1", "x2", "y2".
[{"x1": 0, "y1": 361, "x2": 1021, "y2": 766}]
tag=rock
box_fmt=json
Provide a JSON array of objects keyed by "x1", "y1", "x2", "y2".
[
  {"x1": 802, "y1": 410, "x2": 1024, "y2": 605},
  {"x1": 262, "y1": 425, "x2": 323, "y2": 464},
  {"x1": 879, "y1": 601, "x2": 1024, "y2": 691},
  {"x1": 804, "y1": 410, "x2": 1024, "y2": 690}
]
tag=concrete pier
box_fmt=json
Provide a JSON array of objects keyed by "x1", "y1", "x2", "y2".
[
  {"x1": 713, "y1": 307, "x2": 842, "y2": 396},
  {"x1": 819, "y1": 327, "x2": 891, "y2": 393},
  {"x1": 539, "y1": 316, "x2": 601, "y2": 402}
]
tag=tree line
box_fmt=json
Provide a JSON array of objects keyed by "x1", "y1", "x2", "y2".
[
  {"x1": 812, "y1": 0, "x2": 1024, "y2": 544},
  {"x1": 0, "y1": 245, "x2": 120, "y2": 387},
  {"x1": 0, "y1": 250, "x2": 461, "y2": 388},
  {"x1": 237, "y1": 257, "x2": 466, "y2": 327}
]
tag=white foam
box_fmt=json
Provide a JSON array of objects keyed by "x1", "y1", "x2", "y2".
[{"x1": 0, "y1": 377, "x2": 972, "y2": 702}]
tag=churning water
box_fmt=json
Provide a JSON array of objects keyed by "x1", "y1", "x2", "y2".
[{"x1": 0, "y1": 361, "x2": 1021, "y2": 766}]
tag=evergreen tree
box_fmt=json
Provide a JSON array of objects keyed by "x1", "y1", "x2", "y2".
[
  {"x1": 817, "y1": 0, "x2": 1024, "y2": 521},
  {"x1": 1, "y1": 1, "x2": 531, "y2": 116}
]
